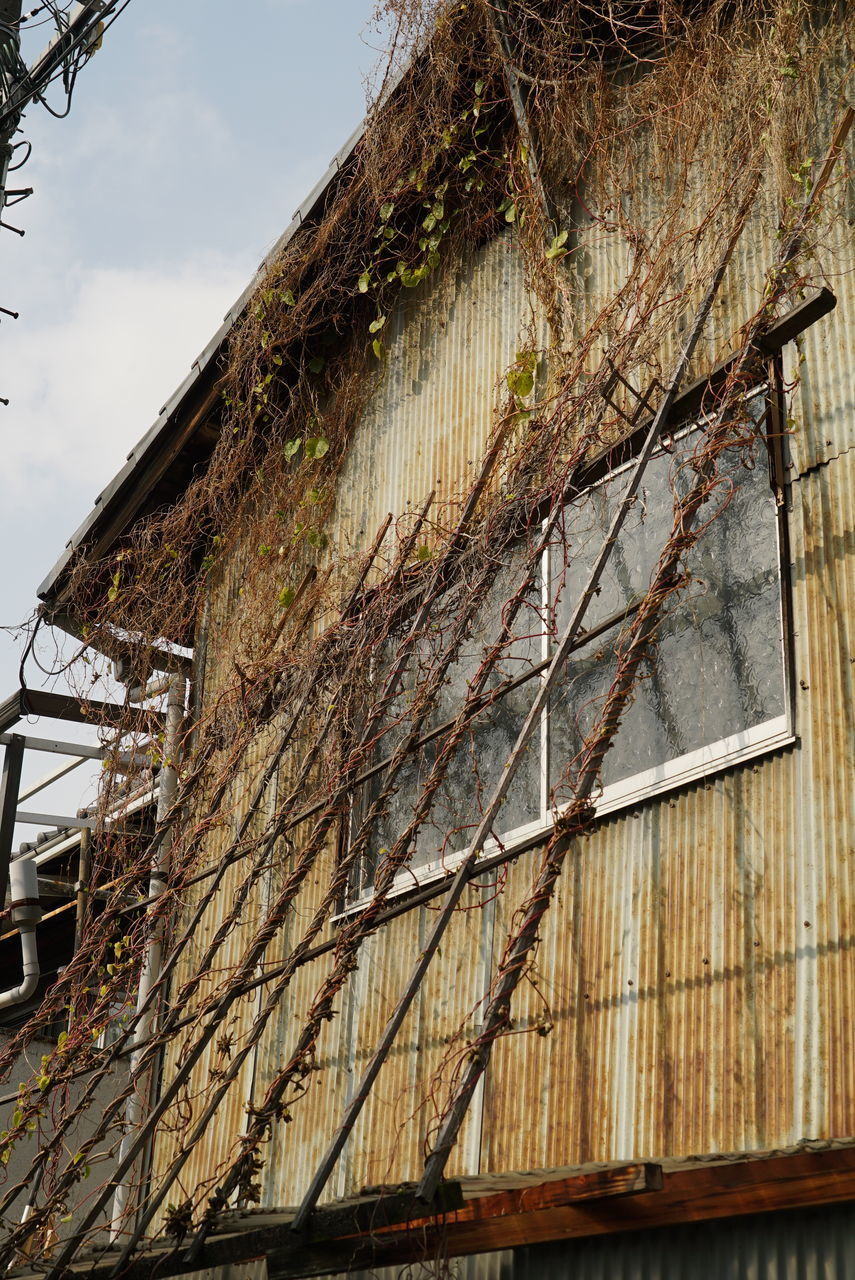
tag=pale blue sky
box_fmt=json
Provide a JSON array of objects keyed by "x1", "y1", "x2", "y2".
[{"x1": 0, "y1": 0, "x2": 381, "y2": 819}]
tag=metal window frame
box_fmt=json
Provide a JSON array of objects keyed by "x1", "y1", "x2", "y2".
[{"x1": 343, "y1": 380, "x2": 795, "y2": 915}]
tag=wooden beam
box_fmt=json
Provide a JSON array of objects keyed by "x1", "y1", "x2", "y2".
[
  {"x1": 344, "y1": 1145, "x2": 855, "y2": 1272},
  {"x1": 13, "y1": 1147, "x2": 855, "y2": 1280}
]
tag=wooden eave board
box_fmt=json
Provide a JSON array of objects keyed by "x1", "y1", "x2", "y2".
[{"x1": 16, "y1": 1144, "x2": 855, "y2": 1280}]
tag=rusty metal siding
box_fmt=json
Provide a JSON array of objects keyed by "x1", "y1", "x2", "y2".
[
  {"x1": 149, "y1": 33, "x2": 855, "y2": 1219},
  {"x1": 185, "y1": 446, "x2": 854, "y2": 1210},
  {"x1": 479, "y1": 448, "x2": 854, "y2": 1173},
  {"x1": 340, "y1": 1253, "x2": 514, "y2": 1280},
  {"x1": 784, "y1": 36, "x2": 855, "y2": 476},
  {"x1": 327, "y1": 232, "x2": 537, "y2": 561}
]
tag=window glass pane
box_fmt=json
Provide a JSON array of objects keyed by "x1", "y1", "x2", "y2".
[
  {"x1": 549, "y1": 419, "x2": 786, "y2": 802},
  {"x1": 355, "y1": 545, "x2": 545, "y2": 892}
]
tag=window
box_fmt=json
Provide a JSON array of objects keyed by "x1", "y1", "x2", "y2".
[{"x1": 348, "y1": 388, "x2": 791, "y2": 906}]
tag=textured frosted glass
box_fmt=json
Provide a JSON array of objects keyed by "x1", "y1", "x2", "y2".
[
  {"x1": 358, "y1": 546, "x2": 545, "y2": 888},
  {"x1": 353, "y1": 406, "x2": 787, "y2": 897},
  {"x1": 549, "y1": 422, "x2": 786, "y2": 799}
]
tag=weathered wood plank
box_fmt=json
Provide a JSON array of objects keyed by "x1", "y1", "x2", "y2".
[{"x1": 21, "y1": 1147, "x2": 855, "y2": 1280}]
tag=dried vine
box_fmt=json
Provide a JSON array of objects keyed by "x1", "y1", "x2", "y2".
[{"x1": 1, "y1": 0, "x2": 852, "y2": 1270}]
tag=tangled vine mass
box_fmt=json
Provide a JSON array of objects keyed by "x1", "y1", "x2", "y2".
[{"x1": 0, "y1": 0, "x2": 852, "y2": 1270}]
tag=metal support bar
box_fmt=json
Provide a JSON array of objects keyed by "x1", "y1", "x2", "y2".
[
  {"x1": 0, "y1": 733, "x2": 24, "y2": 906},
  {"x1": 0, "y1": 732, "x2": 102, "y2": 758},
  {"x1": 15, "y1": 809, "x2": 96, "y2": 830},
  {"x1": 18, "y1": 753, "x2": 87, "y2": 802}
]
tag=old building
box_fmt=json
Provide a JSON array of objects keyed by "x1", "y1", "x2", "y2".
[{"x1": 2, "y1": 2, "x2": 854, "y2": 1276}]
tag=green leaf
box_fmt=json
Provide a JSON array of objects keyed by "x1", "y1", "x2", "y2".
[
  {"x1": 278, "y1": 586, "x2": 296, "y2": 609},
  {"x1": 308, "y1": 354, "x2": 325, "y2": 374},
  {"x1": 379, "y1": 200, "x2": 394, "y2": 221},
  {"x1": 368, "y1": 315, "x2": 386, "y2": 334},
  {"x1": 357, "y1": 271, "x2": 371, "y2": 293},
  {"x1": 283, "y1": 437, "x2": 302, "y2": 461},
  {"x1": 372, "y1": 337, "x2": 385, "y2": 360},
  {"x1": 474, "y1": 78, "x2": 485, "y2": 95},
  {"x1": 416, "y1": 544, "x2": 432, "y2": 561},
  {"x1": 545, "y1": 229, "x2": 569, "y2": 259},
  {"x1": 281, "y1": 289, "x2": 296, "y2": 306},
  {"x1": 508, "y1": 370, "x2": 534, "y2": 397},
  {"x1": 304, "y1": 436, "x2": 329, "y2": 460},
  {"x1": 507, "y1": 351, "x2": 537, "y2": 399}
]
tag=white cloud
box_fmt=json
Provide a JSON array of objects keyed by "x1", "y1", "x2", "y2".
[{"x1": 0, "y1": 253, "x2": 251, "y2": 512}]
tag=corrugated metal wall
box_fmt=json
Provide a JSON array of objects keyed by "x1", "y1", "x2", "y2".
[
  {"x1": 514, "y1": 1203, "x2": 855, "y2": 1279},
  {"x1": 336, "y1": 1252, "x2": 513, "y2": 1280},
  {"x1": 150, "y1": 15, "x2": 855, "y2": 1229},
  {"x1": 327, "y1": 231, "x2": 537, "y2": 559}
]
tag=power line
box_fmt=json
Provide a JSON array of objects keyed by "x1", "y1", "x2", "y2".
[{"x1": 0, "y1": 0, "x2": 132, "y2": 400}]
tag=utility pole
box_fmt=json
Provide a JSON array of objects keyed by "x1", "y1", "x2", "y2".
[
  {"x1": 0, "y1": 0, "x2": 24, "y2": 369},
  {"x1": 0, "y1": 1, "x2": 126, "y2": 400}
]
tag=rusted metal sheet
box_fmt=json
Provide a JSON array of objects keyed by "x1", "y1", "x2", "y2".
[
  {"x1": 340, "y1": 1254, "x2": 513, "y2": 1280},
  {"x1": 327, "y1": 232, "x2": 536, "y2": 563},
  {"x1": 149, "y1": 36, "x2": 854, "y2": 1221},
  {"x1": 154, "y1": 327, "x2": 854, "y2": 1214},
  {"x1": 784, "y1": 40, "x2": 855, "y2": 476},
  {"x1": 478, "y1": 449, "x2": 854, "y2": 1172}
]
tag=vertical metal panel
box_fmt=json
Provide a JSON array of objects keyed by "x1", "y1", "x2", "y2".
[
  {"x1": 784, "y1": 36, "x2": 855, "y2": 476},
  {"x1": 514, "y1": 1202, "x2": 855, "y2": 1279},
  {"x1": 339, "y1": 1251, "x2": 513, "y2": 1280},
  {"x1": 481, "y1": 448, "x2": 855, "y2": 1172},
  {"x1": 149, "y1": 31, "x2": 855, "y2": 1219},
  {"x1": 328, "y1": 232, "x2": 536, "y2": 562}
]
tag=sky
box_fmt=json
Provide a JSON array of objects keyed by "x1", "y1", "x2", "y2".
[{"x1": 0, "y1": 0, "x2": 382, "y2": 826}]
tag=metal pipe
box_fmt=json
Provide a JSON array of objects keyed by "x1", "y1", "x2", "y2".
[
  {"x1": 0, "y1": 857, "x2": 42, "y2": 1011},
  {"x1": 109, "y1": 673, "x2": 184, "y2": 1239},
  {"x1": 127, "y1": 674, "x2": 171, "y2": 705},
  {"x1": 73, "y1": 829, "x2": 91, "y2": 957}
]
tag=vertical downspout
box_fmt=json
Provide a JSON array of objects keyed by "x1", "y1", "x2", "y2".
[
  {"x1": 109, "y1": 674, "x2": 185, "y2": 1238},
  {"x1": 73, "y1": 828, "x2": 91, "y2": 957}
]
